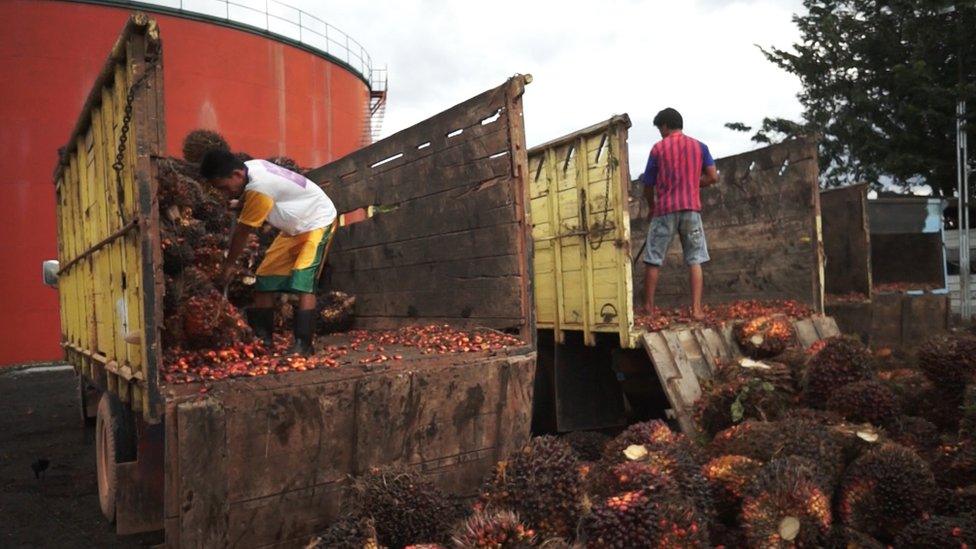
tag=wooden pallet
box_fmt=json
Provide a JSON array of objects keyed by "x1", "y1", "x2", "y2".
[{"x1": 640, "y1": 316, "x2": 840, "y2": 434}]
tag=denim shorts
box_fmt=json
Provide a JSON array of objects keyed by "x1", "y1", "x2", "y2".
[{"x1": 642, "y1": 211, "x2": 710, "y2": 266}]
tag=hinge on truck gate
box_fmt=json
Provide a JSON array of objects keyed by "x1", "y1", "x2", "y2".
[{"x1": 111, "y1": 60, "x2": 157, "y2": 222}]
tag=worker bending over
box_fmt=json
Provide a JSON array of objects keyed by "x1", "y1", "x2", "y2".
[
  {"x1": 639, "y1": 108, "x2": 719, "y2": 320},
  {"x1": 201, "y1": 150, "x2": 338, "y2": 355}
]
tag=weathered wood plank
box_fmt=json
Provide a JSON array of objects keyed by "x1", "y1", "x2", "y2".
[
  {"x1": 332, "y1": 181, "x2": 518, "y2": 254},
  {"x1": 177, "y1": 399, "x2": 228, "y2": 548},
  {"x1": 351, "y1": 280, "x2": 523, "y2": 318},
  {"x1": 326, "y1": 223, "x2": 519, "y2": 273},
  {"x1": 222, "y1": 381, "x2": 358, "y2": 501}
]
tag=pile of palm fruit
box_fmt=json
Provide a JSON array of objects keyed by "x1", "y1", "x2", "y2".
[{"x1": 309, "y1": 328, "x2": 976, "y2": 548}]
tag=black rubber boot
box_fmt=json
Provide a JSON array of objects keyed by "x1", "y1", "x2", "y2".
[
  {"x1": 245, "y1": 307, "x2": 275, "y2": 348},
  {"x1": 288, "y1": 309, "x2": 316, "y2": 356}
]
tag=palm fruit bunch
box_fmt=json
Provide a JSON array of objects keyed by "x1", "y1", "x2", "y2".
[
  {"x1": 195, "y1": 199, "x2": 233, "y2": 234},
  {"x1": 824, "y1": 527, "x2": 884, "y2": 549},
  {"x1": 707, "y1": 420, "x2": 780, "y2": 458},
  {"x1": 740, "y1": 456, "x2": 833, "y2": 548},
  {"x1": 781, "y1": 407, "x2": 844, "y2": 426},
  {"x1": 825, "y1": 380, "x2": 901, "y2": 425},
  {"x1": 560, "y1": 430, "x2": 610, "y2": 463},
  {"x1": 932, "y1": 438, "x2": 976, "y2": 489},
  {"x1": 838, "y1": 443, "x2": 936, "y2": 542},
  {"x1": 182, "y1": 128, "x2": 230, "y2": 164},
  {"x1": 776, "y1": 346, "x2": 812, "y2": 386},
  {"x1": 884, "y1": 416, "x2": 939, "y2": 459},
  {"x1": 695, "y1": 368, "x2": 794, "y2": 437},
  {"x1": 701, "y1": 455, "x2": 763, "y2": 522},
  {"x1": 934, "y1": 485, "x2": 976, "y2": 516},
  {"x1": 802, "y1": 335, "x2": 874, "y2": 407},
  {"x1": 268, "y1": 155, "x2": 306, "y2": 174},
  {"x1": 354, "y1": 466, "x2": 459, "y2": 548},
  {"x1": 893, "y1": 514, "x2": 976, "y2": 549},
  {"x1": 450, "y1": 510, "x2": 536, "y2": 548},
  {"x1": 601, "y1": 419, "x2": 682, "y2": 462},
  {"x1": 317, "y1": 290, "x2": 357, "y2": 334},
  {"x1": 598, "y1": 459, "x2": 678, "y2": 496},
  {"x1": 916, "y1": 333, "x2": 976, "y2": 386},
  {"x1": 733, "y1": 315, "x2": 796, "y2": 359},
  {"x1": 918, "y1": 385, "x2": 967, "y2": 432},
  {"x1": 478, "y1": 436, "x2": 583, "y2": 539},
  {"x1": 708, "y1": 419, "x2": 846, "y2": 484},
  {"x1": 878, "y1": 368, "x2": 935, "y2": 417},
  {"x1": 307, "y1": 514, "x2": 380, "y2": 549},
  {"x1": 162, "y1": 235, "x2": 195, "y2": 276},
  {"x1": 961, "y1": 383, "x2": 976, "y2": 437},
  {"x1": 581, "y1": 489, "x2": 708, "y2": 549},
  {"x1": 179, "y1": 290, "x2": 252, "y2": 349},
  {"x1": 827, "y1": 422, "x2": 887, "y2": 466}
]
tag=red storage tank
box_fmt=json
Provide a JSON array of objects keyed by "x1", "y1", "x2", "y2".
[{"x1": 0, "y1": 0, "x2": 376, "y2": 365}]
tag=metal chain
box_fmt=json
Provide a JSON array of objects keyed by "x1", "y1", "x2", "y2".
[
  {"x1": 589, "y1": 132, "x2": 616, "y2": 250},
  {"x1": 112, "y1": 64, "x2": 156, "y2": 221}
]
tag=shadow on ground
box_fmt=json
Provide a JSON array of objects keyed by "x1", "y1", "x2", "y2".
[{"x1": 0, "y1": 365, "x2": 161, "y2": 548}]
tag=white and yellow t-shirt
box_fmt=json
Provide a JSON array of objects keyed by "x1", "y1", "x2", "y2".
[{"x1": 237, "y1": 159, "x2": 337, "y2": 236}]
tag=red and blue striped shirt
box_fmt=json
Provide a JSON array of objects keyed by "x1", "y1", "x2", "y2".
[{"x1": 640, "y1": 131, "x2": 715, "y2": 216}]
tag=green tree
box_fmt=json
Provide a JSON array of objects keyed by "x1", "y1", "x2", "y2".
[{"x1": 729, "y1": 0, "x2": 976, "y2": 194}]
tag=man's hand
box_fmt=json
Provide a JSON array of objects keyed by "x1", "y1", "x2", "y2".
[{"x1": 700, "y1": 165, "x2": 719, "y2": 188}]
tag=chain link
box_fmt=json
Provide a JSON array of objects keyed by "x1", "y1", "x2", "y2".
[
  {"x1": 589, "y1": 132, "x2": 617, "y2": 250},
  {"x1": 112, "y1": 64, "x2": 156, "y2": 221}
]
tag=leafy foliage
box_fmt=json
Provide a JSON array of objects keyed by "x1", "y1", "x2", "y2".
[{"x1": 729, "y1": 1, "x2": 976, "y2": 195}]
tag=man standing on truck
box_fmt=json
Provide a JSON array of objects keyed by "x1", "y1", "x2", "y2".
[
  {"x1": 201, "y1": 150, "x2": 338, "y2": 356},
  {"x1": 639, "y1": 108, "x2": 719, "y2": 320}
]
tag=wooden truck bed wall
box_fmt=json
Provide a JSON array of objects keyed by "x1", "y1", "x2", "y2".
[
  {"x1": 306, "y1": 75, "x2": 535, "y2": 343},
  {"x1": 630, "y1": 136, "x2": 826, "y2": 315}
]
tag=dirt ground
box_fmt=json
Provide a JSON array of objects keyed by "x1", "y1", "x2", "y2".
[{"x1": 0, "y1": 364, "x2": 160, "y2": 548}]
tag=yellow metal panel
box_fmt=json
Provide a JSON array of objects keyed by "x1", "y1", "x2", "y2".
[
  {"x1": 528, "y1": 115, "x2": 638, "y2": 347},
  {"x1": 53, "y1": 16, "x2": 164, "y2": 420}
]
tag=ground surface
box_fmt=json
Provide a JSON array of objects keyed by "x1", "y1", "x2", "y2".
[{"x1": 0, "y1": 365, "x2": 159, "y2": 548}]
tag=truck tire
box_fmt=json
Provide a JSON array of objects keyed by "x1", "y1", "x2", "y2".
[{"x1": 95, "y1": 393, "x2": 136, "y2": 522}]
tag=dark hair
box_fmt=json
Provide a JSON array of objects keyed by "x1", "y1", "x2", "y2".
[
  {"x1": 653, "y1": 108, "x2": 683, "y2": 130},
  {"x1": 200, "y1": 149, "x2": 245, "y2": 179}
]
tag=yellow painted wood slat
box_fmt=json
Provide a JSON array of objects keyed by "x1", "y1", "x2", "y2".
[
  {"x1": 575, "y1": 135, "x2": 596, "y2": 345},
  {"x1": 101, "y1": 86, "x2": 128, "y2": 368}
]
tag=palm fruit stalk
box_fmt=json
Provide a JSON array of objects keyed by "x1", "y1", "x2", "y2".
[{"x1": 740, "y1": 456, "x2": 833, "y2": 548}]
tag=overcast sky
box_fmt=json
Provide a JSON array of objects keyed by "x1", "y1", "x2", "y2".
[{"x1": 259, "y1": 0, "x2": 809, "y2": 177}]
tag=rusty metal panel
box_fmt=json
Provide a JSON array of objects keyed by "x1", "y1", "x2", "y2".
[
  {"x1": 53, "y1": 13, "x2": 164, "y2": 422},
  {"x1": 528, "y1": 115, "x2": 637, "y2": 348}
]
